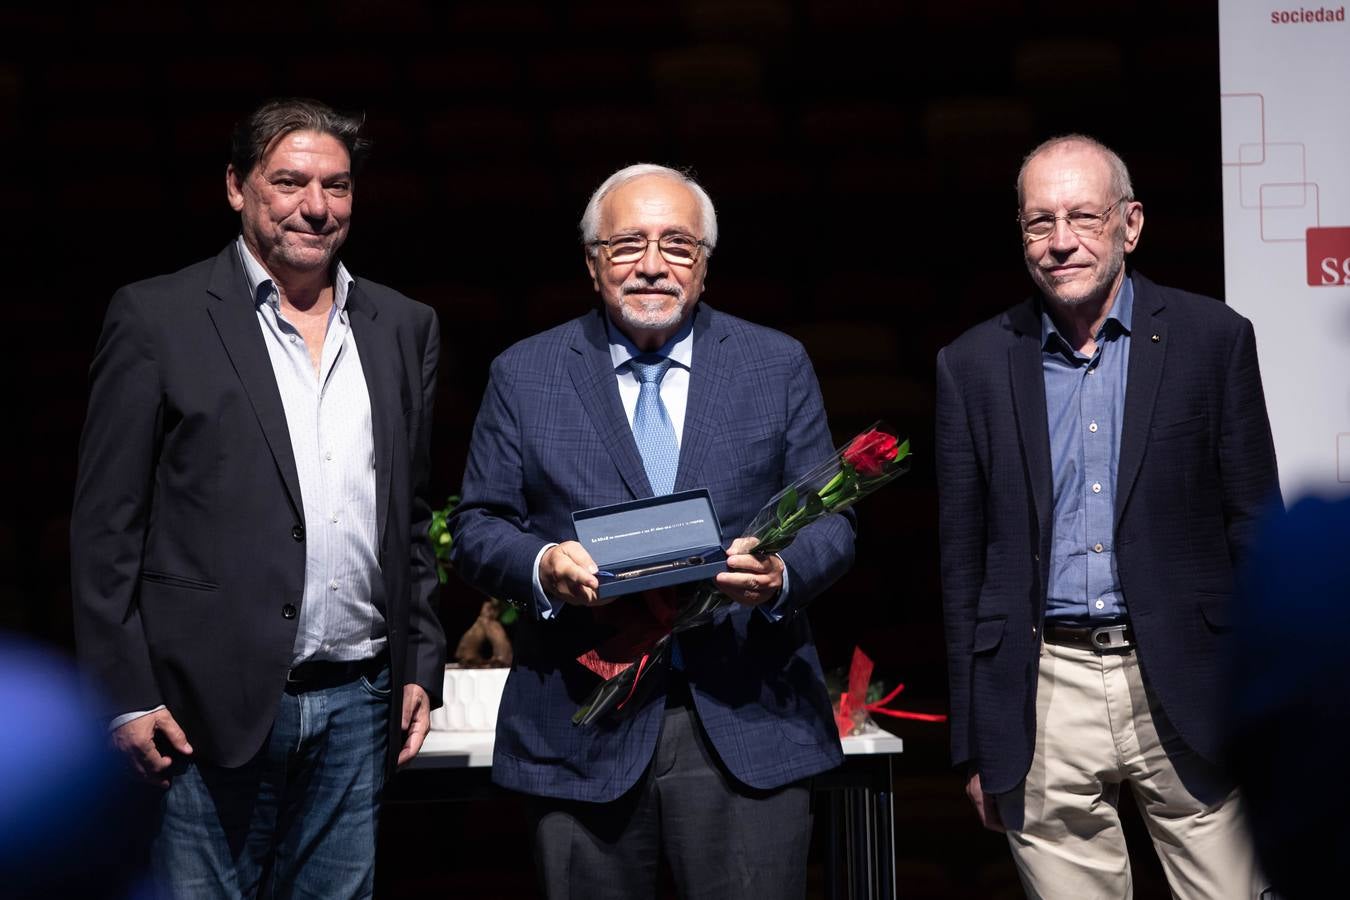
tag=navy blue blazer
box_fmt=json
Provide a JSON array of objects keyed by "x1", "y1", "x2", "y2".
[
  {"x1": 936, "y1": 272, "x2": 1280, "y2": 795},
  {"x1": 450, "y1": 303, "x2": 855, "y2": 802},
  {"x1": 71, "y1": 244, "x2": 447, "y2": 770}
]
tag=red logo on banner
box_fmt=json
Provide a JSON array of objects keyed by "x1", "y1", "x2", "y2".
[{"x1": 1307, "y1": 227, "x2": 1350, "y2": 286}]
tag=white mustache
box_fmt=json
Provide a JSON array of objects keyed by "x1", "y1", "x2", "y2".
[{"x1": 622, "y1": 280, "x2": 682, "y2": 297}]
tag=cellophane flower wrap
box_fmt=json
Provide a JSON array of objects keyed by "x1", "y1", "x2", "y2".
[{"x1": 573, "y1": 422, "x2": 911, "y2": 725}]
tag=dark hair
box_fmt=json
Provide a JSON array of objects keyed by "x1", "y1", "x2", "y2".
[{"x1": 229, "y1": 97, "x2": 372, "y2": 178}]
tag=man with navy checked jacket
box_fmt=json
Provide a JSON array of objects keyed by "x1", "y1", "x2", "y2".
[{"x1": 450, "y1": 164, "x2": 855, "y2": 898}]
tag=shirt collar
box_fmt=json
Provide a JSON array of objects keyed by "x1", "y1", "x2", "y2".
[
  {"x1": 235, "y1": 235, "x2": 354, "y2": 312},
  {"x1": 606, "y1": 308, "x2": 696, "y2": 372},
  {"x1": 1040, "y1": 272, "x2": 1135, "y2": 352}
]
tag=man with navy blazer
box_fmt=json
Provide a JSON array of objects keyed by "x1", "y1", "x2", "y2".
[
  {"x1": 937, "y1": 136, "x2": 1279, "y2": 898},
  {"x1": 450, "y1": 164, "x2": 855, "y2": 898},
  {"x1": 71, "y1": 99, "x2": 446, "y2": 897}
]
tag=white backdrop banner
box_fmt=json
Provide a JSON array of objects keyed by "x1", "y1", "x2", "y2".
[{"x1": 1219, "y1": 2, "x2": 1350, "y2": 499}]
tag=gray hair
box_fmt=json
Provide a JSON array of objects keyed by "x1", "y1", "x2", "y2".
[
  {"x1": 1016, "y1": 134, "x2": 1134, "y2": 207},
  {"x1": 580, "y1": 164, "x2": 718, "y2": 258}
]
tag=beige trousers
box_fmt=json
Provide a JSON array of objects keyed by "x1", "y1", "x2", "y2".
[{"x1": 995, "y1": 639, "x2": 1266, "y2": 900}]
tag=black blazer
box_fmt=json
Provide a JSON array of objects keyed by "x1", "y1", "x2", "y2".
[
  {"x1": 936, "y1": 271, "x2": 1280, "y2": 794},
  {"x1": 72, "y1": 244, "x2": 446, "y2": 769}
]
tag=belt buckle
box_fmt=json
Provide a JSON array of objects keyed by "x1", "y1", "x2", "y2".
[
  {"x1": 1090, "y1": 624, "x2": 1131, "y2": 651},
  {"x1": 286, "y1": 663, "x2": 311, "y2": 684}
]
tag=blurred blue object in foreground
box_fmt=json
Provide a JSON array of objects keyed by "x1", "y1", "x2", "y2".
[
  {"x1": 0, "y1": 633, "x2": 152, "y2": 898},
  {"x1": 1227, "y1": 495, "x2": 1350, "y2": 900}
]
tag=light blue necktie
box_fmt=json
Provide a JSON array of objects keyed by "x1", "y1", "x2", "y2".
[
  {"x1": 629, "y1": 353, "x2": 686, "y2": 671},
  {"x1": 629, "y1": 354, "x2": 680, "y2": 495}
]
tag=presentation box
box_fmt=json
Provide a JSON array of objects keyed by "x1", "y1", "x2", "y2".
[{"x1": 572, "y1": 489, "x2": 728, "y2": 600}]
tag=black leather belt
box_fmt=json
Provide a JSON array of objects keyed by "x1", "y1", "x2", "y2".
[
  {"x1": 285, "y1": 653, "x2": 386, "y2": 693},
  {"x1": 1043, "y1": 620, "x2": 1134, "y2": 652}
]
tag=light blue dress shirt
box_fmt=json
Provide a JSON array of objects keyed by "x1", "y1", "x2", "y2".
[{"x1": 1042, "y1": 276, "x2": 1134, "y2": 622}]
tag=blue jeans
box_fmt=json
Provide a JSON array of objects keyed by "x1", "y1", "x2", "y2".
[{"x1": 149, "y1": 663, "x2": 391, "y2": 899}]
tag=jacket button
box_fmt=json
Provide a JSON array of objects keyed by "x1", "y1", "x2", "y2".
[
  {"x1": 282, "y1": 603, "x2": 297, "y2": 619},
  {"x1": 292, "y1": 525, "x2": 305, "y2": 542}
]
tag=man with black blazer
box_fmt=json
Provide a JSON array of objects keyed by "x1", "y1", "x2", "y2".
[
  {"x1": 937, "y1": 135, "x2": 1279, "y2": 899},
  {"x1": 71, "y1": 98, "x2": 446, "y2": 898},
  {"x1": 450, "y1": 164, "x2": 855, "y2": 898}
]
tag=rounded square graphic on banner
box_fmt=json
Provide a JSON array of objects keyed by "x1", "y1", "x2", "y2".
[{"x1": 1259, "y1": 182, "x2": 1320, "y2": 242}]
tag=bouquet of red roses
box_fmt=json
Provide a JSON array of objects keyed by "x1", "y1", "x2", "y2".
[{"x1": 573, "y1": 422, "x2": 911, "y2": 725}]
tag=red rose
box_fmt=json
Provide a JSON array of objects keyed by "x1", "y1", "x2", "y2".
[{"x1": 842, "y1": 429, "x2": 898, "y2": 477}]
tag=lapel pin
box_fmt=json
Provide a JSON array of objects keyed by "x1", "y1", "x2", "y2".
[{"x1": 1151, "y1": 334, "x2": 1160, "y2": 343}]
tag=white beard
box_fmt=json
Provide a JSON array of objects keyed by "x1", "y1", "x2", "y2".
[
  {"x1": 617, "y1": 278, "x2": 689, "y2": 333},
  {"x1": 619, "y1": 295, "x2": 686, "y2": 332}
]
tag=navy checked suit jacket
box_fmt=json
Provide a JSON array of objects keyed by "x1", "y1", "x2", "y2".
[
  {"x1": 936, "y1": 272, "x2": 1280, "y2": 795},
  {"x1": 450, "y1": 303, "x2": 855, "y2": 802}
]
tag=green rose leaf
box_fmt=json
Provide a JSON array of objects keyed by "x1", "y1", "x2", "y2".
[{"x1": 805, "y1": 491, "x2": 826, "y2": 517}]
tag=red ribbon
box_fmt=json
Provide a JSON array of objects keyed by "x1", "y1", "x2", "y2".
[
  {"x1": 575, "y1": 588, "x2": 681, "y2": 712},
  {"x1": 576, "y1": 587, "x2": 679, "y2": 673},
  {"x1": 835, "y1": 646, "x2": 948, "y2": 738},
  {"x1": 617, "y1": 652, "x2": 654, "y2": 712},
  {"x1": 575, "y1": 650, "x2": 633, "y2": 683}
]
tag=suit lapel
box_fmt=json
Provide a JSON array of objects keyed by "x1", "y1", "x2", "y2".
[
  {"x1": 347, "y1": 284, "x2": 396, "y2": 546},
  {"x1": 673, "y1": 305, "x2": 730, "y2": 493},
  {"x1": 205, "y1": 245, "x2": 305, "y2": 519},
  {"x1": 1006, "y1": 299, "x2": 1053, "y2": 543},
  {"x1": 1114, "y1": 273, "x2": 1168, "y2": 530},
  {"x1": 568, "y1": 309, "x2": 652, "y2": 499}
]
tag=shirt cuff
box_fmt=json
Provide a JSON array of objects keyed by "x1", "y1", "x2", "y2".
[
  {"x1": 109, "y1": 706, "x2": 165, "y2": 732},
  {"x1": 757, "y1": 556, "x2": 792, "y2": 623},
  {"x1": 532, "y1": 542, "x2": 566, "y2": 620}
]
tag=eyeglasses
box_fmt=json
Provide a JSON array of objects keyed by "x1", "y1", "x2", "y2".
[
  {"x1": 1019, "y1": 196, "x2": 1127, "y2": 242},
  {"x1": 590, "y1": 233, "x2": 708, "y2": 266}
]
